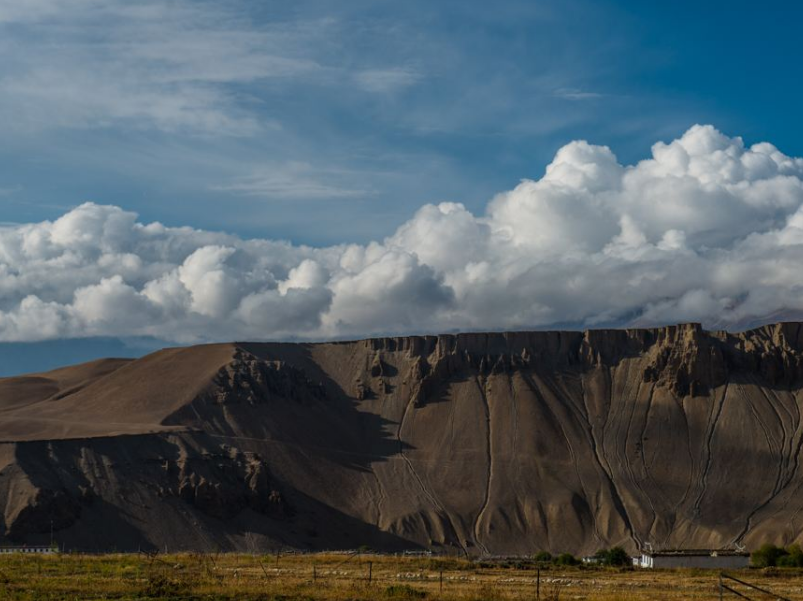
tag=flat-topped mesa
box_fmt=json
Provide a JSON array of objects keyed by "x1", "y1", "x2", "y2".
[
  {"x1": 360, "y1": 323, "x2": 803, "y2": 400},
  {"x1": 6, "y1": 322, "x2": 803, "y2": 553},
  {"x1": 364, "y1": 330, "x2": 584, "y2": 362},
  {"x1": 365, "y1": 325, "x2": 707, "y2": 365}
]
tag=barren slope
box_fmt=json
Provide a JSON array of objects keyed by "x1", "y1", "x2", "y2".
[
  {"x1": 2, "y1": 323, "x2": 803, "y2": 555},
  {"x1": 0, "y1": 344, "x2": 234, "y2": 440}
]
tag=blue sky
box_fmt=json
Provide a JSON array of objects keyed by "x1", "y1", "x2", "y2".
[
  {"x1": 2, "y1": 0, "x2": 803, "y2": 375},
  {"x1": 2, "y1": 0, "x2": 799, "y2": 245}
]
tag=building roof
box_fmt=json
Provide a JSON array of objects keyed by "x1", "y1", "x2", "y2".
[{"x1": 641, "y1": 549, "x2": 749, "y2": 558}]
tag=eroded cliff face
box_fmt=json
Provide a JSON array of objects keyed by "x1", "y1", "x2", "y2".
[{"x1": 3, "y1": 323, "x2": 803, "y2": 554}]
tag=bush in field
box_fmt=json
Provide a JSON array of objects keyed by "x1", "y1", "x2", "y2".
[
  {"x1": 784, "y1": 544, "x2": 803, "y2": 567},
  {"x1": 594, "y1": 547, "x2": 631, "y2": 567},
  {"x1": 751, "y1": 544, "x2": 803, "y2": 567},
  {"x1": 528, "y1": 551, "x2": 578, "y2": 567},
  {"x1": 554, "y1": 553, "x2": 579, "y2": 566},
  {"x1": 768, "y1": 545, "x2": 803, "y2": 568}
]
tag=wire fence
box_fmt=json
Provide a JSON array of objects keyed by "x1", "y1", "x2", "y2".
[{"x1": 2, "y1": 551, "x2": 803, "y2": 600}]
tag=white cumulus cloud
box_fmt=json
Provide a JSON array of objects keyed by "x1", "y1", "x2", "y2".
[{"x1": 1, "y1": 124, "x2": 803, "y2": 343}]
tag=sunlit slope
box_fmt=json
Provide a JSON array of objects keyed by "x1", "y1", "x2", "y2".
[{"x1": 0, "y1": 344, "x2": 235, "y2": 440}]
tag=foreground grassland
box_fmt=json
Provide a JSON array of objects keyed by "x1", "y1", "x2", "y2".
[{"x1": 0, "y1": 552, "x2": 802, "y2": 601}]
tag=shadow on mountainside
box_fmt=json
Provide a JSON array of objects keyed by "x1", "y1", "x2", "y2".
[{"x1": 191, "y1": 342, "x2": 415, "y2": 473}]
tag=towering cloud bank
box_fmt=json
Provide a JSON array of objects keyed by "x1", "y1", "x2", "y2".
[{"x1": 2, "y1": 125, "x2": 803, "y2": 342}]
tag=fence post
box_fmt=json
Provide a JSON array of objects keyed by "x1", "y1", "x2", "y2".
[
  {"x1": 368, "y1": 561, "x2": 372, "y2": 585},
  {"x1": 536, "y1": 567, "x2": 540, "y2": 601},
  {"x1": 313, "y1": 564, "x2": 317, "y2": 583},
  {"x1": 719, "y1": 573, "x2": 723, "y2": 601},
  {"x1": 440, "y1": 569, "x2": 443, "y2": 593}
]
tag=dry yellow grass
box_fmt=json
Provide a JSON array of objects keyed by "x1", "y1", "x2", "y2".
[{"x1": 0, "y1": 552, "x2": 801, "y2": 600}]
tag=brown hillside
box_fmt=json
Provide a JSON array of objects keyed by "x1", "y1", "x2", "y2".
[{"x1": 1, "y1": 323, "x2": 803, "y2": 555}]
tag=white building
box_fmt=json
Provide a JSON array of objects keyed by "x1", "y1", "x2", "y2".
[
  {"x1": 634, "y1": 549, "x2": 749, "y2": 569},
  {"x1": 0, "y1": 546, "x2": 56, "y2": 554}
]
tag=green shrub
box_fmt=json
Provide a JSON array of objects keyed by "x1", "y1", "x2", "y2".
[
  {"x1": 749, "y1": 543, "x2": 803, "y2": 568},
  {"x1": 534, "y1": 551, "x2": 553, "y2": 563},
  {"x1": 785, "y1": 544, "x2": 803, "y2": 567},
  {"x1": 768, "y1": 544, "x2": 803, "y2": 568},
  {"x1": 554, "y1": 553, "x2": 579, "y2": 566},
  {"x1": 777, "y1": 555, "x2": 797, "y2": 568},
  {"x1": 752, "y1": 544, "x2": 795, "y2": 568},
  {"x1": 594, "y1": 547, "x2": 631, "y2": 567}
]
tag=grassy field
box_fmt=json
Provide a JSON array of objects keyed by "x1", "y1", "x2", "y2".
[{"x1": 0, "y1": 552, "x2": 801, "y2": 601}]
